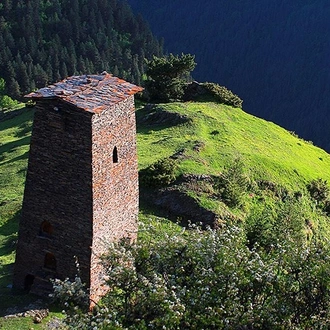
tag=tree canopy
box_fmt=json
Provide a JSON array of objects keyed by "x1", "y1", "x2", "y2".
[
  {"x1": 0, "y1": 0, "x2": 163, "y2": 99},
  {"x1": 145, "y1": 53, "x2": 196, "y2": 102},
  {"x1": 0, "y1": 77, "x2": 18, "y2": 109}
]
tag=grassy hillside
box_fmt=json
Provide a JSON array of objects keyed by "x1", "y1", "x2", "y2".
[
  {"x1": 137, "y1": 102, "x2": 330, "y2": 186},
  {"x1": 1, "y1": 101, "x2": 330, "y2": 326},
  {"x1": 0, "y1": 107, "x2": 32, "y2": 289},
  {"x1": 137, "y1": 102, "x2": 330, "y2": 235}
]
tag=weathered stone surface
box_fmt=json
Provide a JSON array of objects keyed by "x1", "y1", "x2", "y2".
[
  {"x1": 13, "y1": 75, "x2": 140, "y2": 307},
  {"x1": 13, "y1": 99, "x2": 94, "y2": 296},
  {"x1": 90, "y1": 95, "x2": 139, "y2": 302}
]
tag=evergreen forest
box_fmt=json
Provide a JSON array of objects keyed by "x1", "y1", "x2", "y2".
[
  {"x1": 0, "y1": 0, "x2": 163, "y2": 99},
  {"x1": 128, "y1": 0, "x2": 330, "y2": 152}
]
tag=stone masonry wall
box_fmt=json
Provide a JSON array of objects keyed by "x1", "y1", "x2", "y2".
[
  {"x1": 13, "y1": 99, "x2": 94, "y2": 293},
  {"x1": 14, "y1": 93, "x2": 139, "y2": 305},
  {"x1": 90, "y1": 95, "x2": 139, "y2": 302}
]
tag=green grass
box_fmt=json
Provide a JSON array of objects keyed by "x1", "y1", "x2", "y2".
[
  {"x1": 0, "y1": 305, "x2": 63, "y2": 329},
  {"x1": 0, "y1": 315, "x2": 52, "y2": 330},
  {"x1": 0, "y1": 108, "x2": 65, "y2": 328},
  {"x1": 0, "y1": 107, "x2": 33, "y2": 300},
  {"x1": 137, "y1": 102, "x2": 330, "y2": 190},
  {"x1": 2, "y1": 101, "x2": 330, "y2": 326}
]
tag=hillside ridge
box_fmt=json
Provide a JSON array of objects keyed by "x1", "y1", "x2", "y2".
[{"x1": 136, "y1": 102, "x2": 330, "y2": 231}]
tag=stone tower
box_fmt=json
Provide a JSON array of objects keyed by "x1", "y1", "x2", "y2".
[{"x1": 13, "y1": 73, "x2": 143, "y2": 303}]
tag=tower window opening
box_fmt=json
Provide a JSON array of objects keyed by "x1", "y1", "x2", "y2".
[
  {"x1": 113, "y1": 146, "x2": 118, "y2": 163},
  {"x1": 44, "y1": 252, "x2": 56, "y2": 271},
  {"x1": 24, "y1": 274, "x2": 35, "y2": 292},
  {"x1": 39, "y1": 220, "x2": 53, "y2": 237}
]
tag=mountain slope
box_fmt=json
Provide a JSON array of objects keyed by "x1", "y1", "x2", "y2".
[
  {"x1": 127, "y1": 0, "x2": 330, "y2": 151},
  {"x1": 137, "y1": 102, "x2": 330, "y2": 188},
  {"x1": 136, "y1": 102, "x2": 330, "y2": 239},
  {"x1": 2, "y1": 100, "x2": 330, "y2": 319},
  {"x1": 2, "y1": 101, "x2": 330, "y2": 229}
]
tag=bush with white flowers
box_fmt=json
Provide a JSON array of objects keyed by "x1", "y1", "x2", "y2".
[{"x1": 52, "y1": 220, "x2": 330, "y2": 329}]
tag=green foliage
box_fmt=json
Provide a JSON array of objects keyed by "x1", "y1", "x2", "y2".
[
  {"x1": 256, "y1": 179, "x2": 289, "y2": 200},
  {"x1": 245, "y1": 196, "x2": 310, "y2": 250},
  {"x1": 145, "y1": 53, "x2": 196, "y2": 102},
  {"x1": 307, "y1": 178, "x2": 329, "y2": 203},
  {"x1": 307, "y1": 178, "x2": 330, "y2": 216},
  {"x1": 323, "y1": 199, "x2": 330, "y2": 216},
  {"x1": 4, "y1": 100, "x2": 330, "y2": 327},
  {"x1": 0, "y1": 0, "x2": 163, "y2": 98},
  {"x1": 0, "y1": 95, "x2": 19, "y2": 109},
  {"x1": 0, "y1": 77, "x2": 5, "y2": 93},
  {"x1": 0, "y1": 77, "x2": 18, "y2": 109},
  {"x1": 25, "y1": 100, "x2": 36, "y2": 108},
  {"x1": 214, "y1": 157, "x2": 249, "y2": 207},
  {"x1": 140, "y1": 158, "x2": 177, "y2": 187},
  {"x1": 202, "y1": 82, "x2": 243, "y2": 108},
  {"x1": 54, "y1": 223, "x2": 330, "y2": 329},
  {"x1": 51, "y1": 258, "x2": 89, "y2": 310}
]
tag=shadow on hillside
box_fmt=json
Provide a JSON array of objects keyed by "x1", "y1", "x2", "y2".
[
  {"x1": 139, "y1": 189, "x2": 204, "y2": 228},
  {"x1": 136, "y1": 104, "x2": 191, "y2": 135},
  {"x1": 139, "y1": 193, "x2": 183, "y2": 224},
  {"x1": 0, "y1": 136, "x2": 31, "y2": 164},
  {"x1": 0, "y1": 286, "x2": 47, "y2": 317},
  {"x1": 0, "y1": 108, "x2": 25, "y2": 122},
  {"x1": 0, "y1": 210, "x2": 19, "y2": 315},
  {"x1": 0, "y1": 210, "x2": 20, "y2": 265},
  {"x1": 0, "y1": 108, "x2": 33, "y2": 129},
  {"x1": 4, "y1": 150, "x2": 29, "y2": 165},
  {"x1": 15, "y1": 121, "x2": 33, "y2": 138},
  {"x1": 0, "y1": 233, "x2": 17, "y2": 260},
  {"x1": 0, "y1": 210, "x2": 53, "y2": 317},
  {"x1": 0, "y1": 210, "x2": 20, "y2": 237},
  {"x1": 0, "y1": 136, "x2": 31, "y2": 153}
]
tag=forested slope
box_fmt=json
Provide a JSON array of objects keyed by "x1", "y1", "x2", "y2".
[
  {"x1": 0, "y1": 0, "x2": 162, "y2": 98},
  {"x1": 128, "y1": 0, "x2": 330, "y2": 151}
]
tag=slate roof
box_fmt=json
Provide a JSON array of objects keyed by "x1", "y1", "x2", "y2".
[{"x1": 25, "y1": 72, "x2": 143, "y2": 114}]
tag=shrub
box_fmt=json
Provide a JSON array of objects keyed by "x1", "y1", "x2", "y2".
[
  {"x1": 25, "y1": 100, "x2": 36, "y2": 108},
  {"x1": 145, "y1": 53, "x2": 196, "y2": 102},
  {"x1": 323, "y1": 199, "x2": 330, "y2": 216},
  {"x1": 245, "y1": 197, "x2": 308, "y2": 250},
  {"x1": 202, "y1": 82, "x2": 243, "y2": 108},
  {"x1": 0, "y1": 77, "x2": 19, "y2": 110},
  {"x1": 139, "y1": 158, "x2": 178, "y2": 187},
  {"x1": 214, "y1": 157, "x2": 249, "y2": 207},
  {"x1": 307, "y1": 178, "x2": 329, "y2": 202},
  {"x1": 257, "y1": 180, "x2": 289, "y2": 200},
  {"x1": 0, "y1": 95, "x2": 19, "y2": 109},
  {"x1": 53, "y1": 224, "x2": 330, "y2": 329}
]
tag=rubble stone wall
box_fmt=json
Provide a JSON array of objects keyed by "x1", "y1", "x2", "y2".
[
  {"x1": 13, "y1": 95, "x2": 139, "y2": 305},
  {"x1": 13, "y1": 100, "x2": 94, "y2": 293},
  {"x1": 90, "y1": 95, "x2": 139, "y2": 302}
]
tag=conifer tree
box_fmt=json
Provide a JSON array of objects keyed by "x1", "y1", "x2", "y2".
[
  {"x1": 0, "y1": 0, "x2": 163, "y2": 97},
  {"x1": 145, "y1": 53, "x2": 196, "y2": 102}
]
